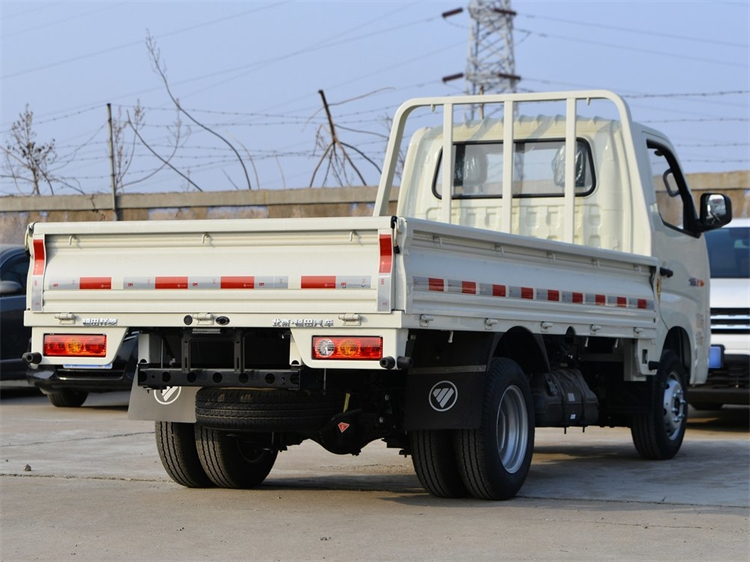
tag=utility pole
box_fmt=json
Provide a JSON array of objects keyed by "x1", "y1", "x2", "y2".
[
  {"x1": 106, "y1": 103, "x2": 118, "y2": 221},
  {"x1": 443, "y1": 0, "x2": 520, "y2": 120}
]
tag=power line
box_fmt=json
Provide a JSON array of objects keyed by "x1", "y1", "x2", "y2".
[
  {"x1": 1, "y1": 2, "x2": 289, "y2": 80},
  {"x1": 517, "y1": 27, "x2": 749, "y2": 69},
  {"x1": 3, "y1": 3, "x2": 127, "y2": 39},
  {"x1": 518, "y1": 13, "x2": 749, "y2": 50}
]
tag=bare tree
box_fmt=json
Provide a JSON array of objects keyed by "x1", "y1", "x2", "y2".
[
  {"x1": 110, "y1": 101, "x2": 190, "y2": 192},
  {"x1": 1, "y1": 105, "x2": 58, "y2": 195},
  {"x1": 309, "y1": 90, "x2": 382, "y2": 188},
  {"x1": 145, "y1": 31, "x2": 253, "y2": 190}
]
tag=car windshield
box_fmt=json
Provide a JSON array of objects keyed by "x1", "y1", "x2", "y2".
[{"x1": 705, "y1": 226, "x2": 750, "y2": 279}]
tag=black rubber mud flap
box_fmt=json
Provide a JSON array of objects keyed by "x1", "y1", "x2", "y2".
[{"x1": 404, "y1": 370, "x2": 485, "y2": 430}]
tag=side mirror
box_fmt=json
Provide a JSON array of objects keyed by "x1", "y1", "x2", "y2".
[
  {"x1": 0, "y1": 280, "x2": 24, "y2": 296},
  {"x1": 697, "y1": 193, "x2": 732, "y2": 232}
]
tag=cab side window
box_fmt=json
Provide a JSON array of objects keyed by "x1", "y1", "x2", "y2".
[{"x1": 648, "y1": 140, "x2": 697, "y2": 234}]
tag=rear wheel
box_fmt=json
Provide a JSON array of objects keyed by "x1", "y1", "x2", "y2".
[
  {"x1": 47, "y1": 389, "x2": 88, "y2": 408},
  {"x1": 631, "y1": 351, "x2": 688, "y2": 460},
  {"x1": 410, "y1": 430, "x2": 467, "y2": 498},
  {"x1": 155, "y1": 421, "x2": 213, "y2": 488},
  {"x1": 455, "y1": 358, "x2": 534, "y2": 500},
  {"x1": 196, "y1": 425, "x2": 277, "y2": 489}
]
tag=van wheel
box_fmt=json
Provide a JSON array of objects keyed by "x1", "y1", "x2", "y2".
[
  {"x1": 455, "y1": 358, "x2": 534, "y2": 500},
  {"x1": 410, "y1": 430, "x2": 467, "y2": 498},
  {"x1": 47, "y1": 389, "x2": 88, "y2": 408},
  {"x1": 155, "y1": 422, "x2": 213, "y2": 488},
  {"x1": 196, "y1": 425, "x2": 277, "y2": 489},
  {"x1": 631, "y1": 351, "x2": 688, "y2": 460}
]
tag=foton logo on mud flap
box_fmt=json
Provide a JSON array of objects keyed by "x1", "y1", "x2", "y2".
[
  {"x1": 429, "y1": 381, "x2": 458, "y2": 412},
  {"x1": 154, "y1": 387, "x2": 181, "y2": 405}
]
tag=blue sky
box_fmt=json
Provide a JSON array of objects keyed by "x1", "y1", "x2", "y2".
[{"x1": 1, "y1": 0, "x2": 748, "y2": 196}]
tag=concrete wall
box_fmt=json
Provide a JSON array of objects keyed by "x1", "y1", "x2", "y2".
[
  {"x1": 0, "y1": 186, "x2": 398, "y2": 245},
  {"x1": 1, "y1": 171, "x2": 748, "y2": 245}
]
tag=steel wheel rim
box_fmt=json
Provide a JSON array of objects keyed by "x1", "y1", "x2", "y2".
[
  {"x1": 663, "y1": 372, "x2": 686, "y2": 441},
  {"x1": 495, "y1": 385, "x2": 528, "y2": 474}
]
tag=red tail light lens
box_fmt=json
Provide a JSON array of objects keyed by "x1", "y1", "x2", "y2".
[
  {"x1": 312, "y1": 336, "x2": 383, "y2": 360},
  {"x1": 43, "y1": 334, "x2": 107, "y2": 357}
]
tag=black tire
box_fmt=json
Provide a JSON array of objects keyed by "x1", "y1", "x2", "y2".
[
  {"x1": 195, "y1": 388, "x2": 344, "y2": 432},
  {"x1": 196, "y1": 425, "x2": 277, "y2": 489},
  {"x1": 455, "y1": 358, "x2": 535, "y2": 501},
  {"x1": 47, "y1": 389, "x2": 88, "y2": 408},
  {"x1": 631, "y1": 351, "x2": 688, "y2": 460},
  {"x1": 155, "y1": 421, "x2": 213, "y2": 488},
  {"x1": 410, "y1": 430, "x2": 467, "y2": 498}
]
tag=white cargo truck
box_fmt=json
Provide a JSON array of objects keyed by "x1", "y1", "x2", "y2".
[{"x1": 24, "y1": 91, "x2": 731, "y2": 500}]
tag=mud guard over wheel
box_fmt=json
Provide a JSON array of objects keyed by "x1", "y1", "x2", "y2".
[
  {"x1": 155, "y1": 421, "x2": 213, "y2": 488},
  {"x1": 196, "y1": 425, "x2": 278, "y2": 489},
  {"x1": 631, "y1": 351, "x2": 688, "y2": 460},
  {"x1": 410, "y1": 430, "x2": 468, "y2": 498},
  {"x1": 455, "y1": 358, "x2": 535, "y2": 500}
]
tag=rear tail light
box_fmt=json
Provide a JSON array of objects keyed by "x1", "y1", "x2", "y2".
[
  {"x1": 43, "y1": 334, "x2": 107, "y2": 357},
  {"x1": 312, "y1": 336, "x2": 382, "y2": 360}
]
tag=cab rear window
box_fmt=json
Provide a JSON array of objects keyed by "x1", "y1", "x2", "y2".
[{"x1": 433, "y1": 139, "x2": 595, "y2": 199}]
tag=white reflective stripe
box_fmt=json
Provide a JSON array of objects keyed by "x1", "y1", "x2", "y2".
[
  {"x1": 255, "y1": 276, "x2": 288, "y2": 289},
  {"x1": 124, "y1": 277, "x2": 155, "y2": 290},
  {"x1": 336, "y1": 276, "x2": 371, "y2": 289},
  {"x1": 47, "y1": 278, "x2": 79, "y2": 290},
  {"x1": 187, "y1": 277, "x2": 221, "y2": 289}
]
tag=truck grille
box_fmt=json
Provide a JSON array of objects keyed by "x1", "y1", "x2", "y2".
[{"x1": 710, "y1": 308, "x2": 750, "y2": 334}]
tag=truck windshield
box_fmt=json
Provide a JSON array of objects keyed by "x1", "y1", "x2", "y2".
[{"x1": 705, "y1": 226, "x2": 750, "y2": 279}]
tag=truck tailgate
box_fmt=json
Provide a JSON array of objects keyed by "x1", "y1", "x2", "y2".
[{"x1": 28, "y1": 216, "x2": 395, "y2": 318}]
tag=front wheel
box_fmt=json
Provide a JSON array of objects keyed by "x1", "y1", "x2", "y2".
[
  {"x1": 196, "y1": 425, "x2": 278, "y2": 489},
  {"x1": 631, "y1": 351, "x2": 688, "y2": 460},
  {"x1": 455, "y1": 358, "x2": 535, "y2": 500}
]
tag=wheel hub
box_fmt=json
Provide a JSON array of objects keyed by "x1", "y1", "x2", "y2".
[
  {"x1": 663, "y1": 373, "x2": 686, "y2": 440},
  {"x1": 496, "y1": 385, "x2": 528, "y2": 474}
]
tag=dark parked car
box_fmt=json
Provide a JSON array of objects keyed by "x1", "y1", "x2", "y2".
[
  {"x1": 0, "y1": 244, "x2": 135, "y2": 405},
  {"x1": 0, "y1": 245, "x2": 31, "y2": 385},
  {"x1": 27, "y1": 332, "x2": 137, "y2": 407}
]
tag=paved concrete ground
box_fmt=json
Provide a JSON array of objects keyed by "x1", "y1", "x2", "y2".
[{"x1": 1, "y1": 389, "x2": 748, "y2": 562}]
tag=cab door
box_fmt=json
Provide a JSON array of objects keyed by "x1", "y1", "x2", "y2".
[{"x1": 646, "y1": 134, "x2": 710, "y2": 383}]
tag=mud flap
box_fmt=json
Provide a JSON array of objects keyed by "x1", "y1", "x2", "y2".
[
  {"x1": 404, "y1": 370, "x2": 485, "y2": 430},
  {"x1": 127, "y1": 376, "x2": 198, "y2": 422}
]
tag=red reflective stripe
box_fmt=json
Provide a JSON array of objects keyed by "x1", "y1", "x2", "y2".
[
  {"x1": 547, "y1": 290, "x2": 560, "y2": 302},
  {"x1": 617, "y1": 297, "x2": 627, "y2": 307},
  {"x1": 379, "y1": 234, "x2": 392, "y2": 274},
  {"x1": 155, "y1": 276, "x2": 188, "y2": 289},
  {"x1": 637, "y1": 299, "x2": 648, "y2": 309},
  {"x1": 595, "y1": 294, "x2": 606, "y2": 305},
  {"x1": 302, "y1": 276, "x2": 336, "y2": 289},
  {"x1": 80, "y1": 277, "x2": 111, "y2": 290},
  {"x1": 428, "y1": 278, "x2": 444, "y2": 292},
  {"x1": 521, "y1": 287, "x2": 534, "y2": 300},
  {"x1": 492, "y1": 284, "x2": 506, "y2": 297},
  {"x1": 220, "y1": 276, "x2": 255, "y2": 289},
  {"x1": 33, "y1": 238, "x2": 45, "y2": 275},
  {"x1": 462, "y1": 281, "x2": 476, "y2": 294},
  {"x1": 572, "y1": 292, "x2": 584, "y2": 303}
]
